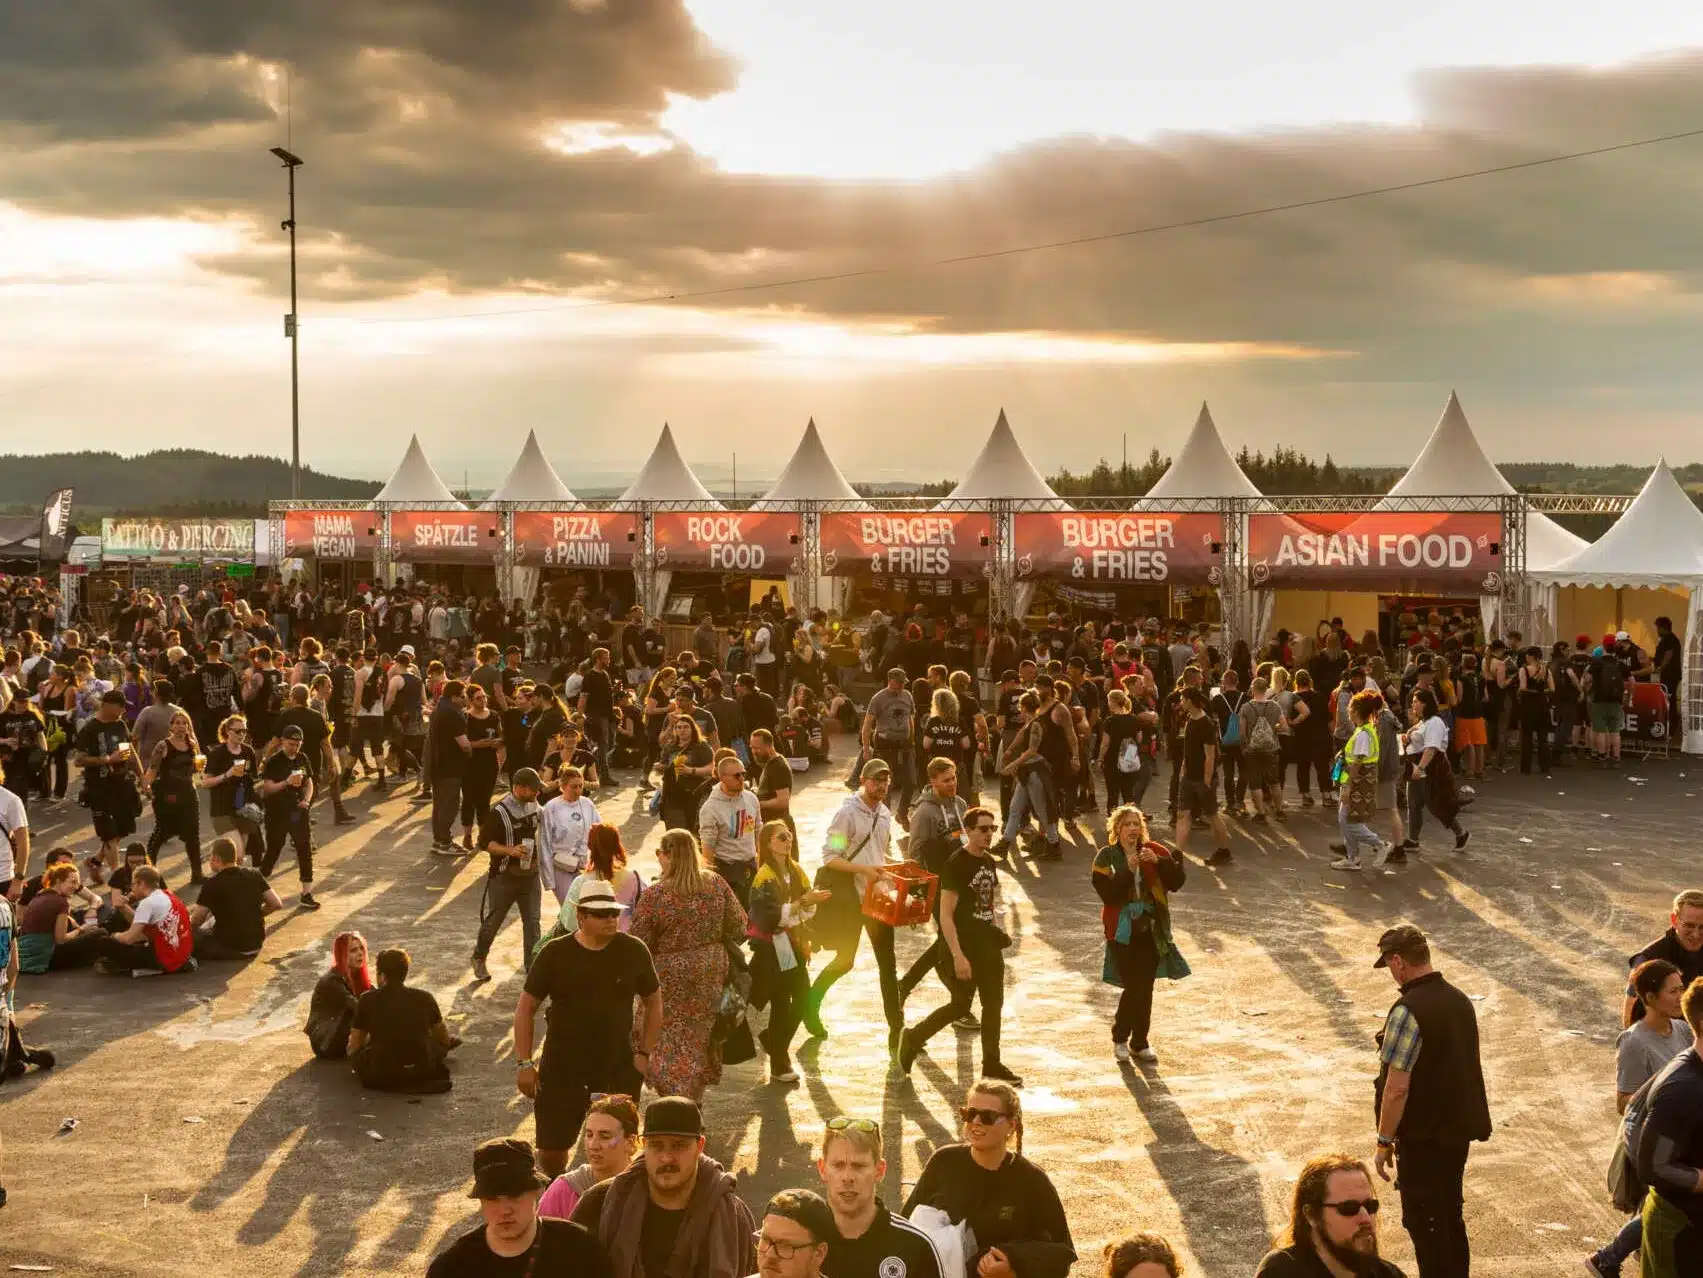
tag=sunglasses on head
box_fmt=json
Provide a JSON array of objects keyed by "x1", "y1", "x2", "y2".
[
  {"x1": 960, "y1": 1106, "x2": 1008, "y2": 1126},
  {"x1": 1323, "y1": 1198, "x2": 1380, "y2": 1218},
  {"x1": 826, "y1": 1116, "x2": 879, "y2": 1135},
  {"x1": 590, "y1": 1092, "x2": 633, "y2": 1105}
]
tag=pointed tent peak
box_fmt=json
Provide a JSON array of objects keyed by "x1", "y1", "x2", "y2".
[
  {"x1": 1385, "y1": 392, "x2": 1510, "y2": 498},
  {"x1": 615, "y1": 423, "x2": 721, "y2": 508},
  {"x1": 751, "y1": 418, "x2": 864, "y2": 509},
  {"x1": 482, "y1": 429, "x2": 576, "y2": 507},
  {"x1": 1539, "y1": 458, "x2": 1703, "y2": 587},
  {"x1": 375, "y1": 434, "x2": 462, "y2": 505},
  {"x1": 1142, "y1": 401, "x2": 1261, "y2": 501},
  {"x1": 946, "y1": 409, "x2": 1067, "y2": 507}
]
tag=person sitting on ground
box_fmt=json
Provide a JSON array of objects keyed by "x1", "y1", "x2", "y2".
[
  {"x1": 306, "y1": 931, "x2": 371, "y2": 1060},
  {"x1": 570, "y1": 1096, "x2": 757, "y2": 1278},
  {"x1": 102, "y1": 841, "x2": 150, "y2": 911},
  {"x1": 1254, "y1": 1152, "x2": 1406, "y2": 1276},
  {"x1": 16, "y1": 861, "x2": 106, "y2": 972},
  {"x1": 427, "y1": 1136, "x2": 613, "y2": 1278},
  {"x1": 902, "y1": 1080, "x2": 1075, "y2": 1278},
  {"x1": 93, "y1": 863, "x2": 195, "y2": 976},
  {"x1": 189, "y1": 837, "x2": 281, "y2": 960},
  {"x1": 537, "y1": 1092, "x2": 641, "y2": 1219},
  {"x1": 18, "y1": 847, "x2": 99, "y2": 913},
  {"x1": 346, "y1": 946, "x2": 456, "y2": 1093}
]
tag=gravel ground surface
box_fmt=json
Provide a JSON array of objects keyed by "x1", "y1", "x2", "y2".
[{"x1": 0, "y1": 751, "x2": 1691, "y2": 1276}]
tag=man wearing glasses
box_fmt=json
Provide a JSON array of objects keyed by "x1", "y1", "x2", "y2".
[
  {"x1": 1255, "y1": 1153, "x2": 1404, "y2": 1276},
  {"x1": 818, "y1": 1117, "x2": 944, "y2": 1278},
  {"x1": 571, "y1": 1097, "x2": 757, "y2": 1278},
  {"x1": 752, "y1": 1190, "x2": 834, "y2": 1278},
  {"x1": 1622, "y1": 890, "x2": 1703, "y2": 1028},
  {"x1": 699, "y1": 754, "x2": 761, "y2": 907}
]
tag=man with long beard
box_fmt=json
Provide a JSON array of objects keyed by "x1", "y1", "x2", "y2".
[{"x1": 1256, "y1": 1153, "x2": 1405, "y2": 1276}]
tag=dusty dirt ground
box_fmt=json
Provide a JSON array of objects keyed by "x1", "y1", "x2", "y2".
[{"x1": 0, "y1": 748, "x2": 1692, "y2": 1276}]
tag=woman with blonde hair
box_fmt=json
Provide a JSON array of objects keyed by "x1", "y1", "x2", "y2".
[
  {"x1": 144, "y1": 707, "x2": 205, "y2": 882},
  {"x1": 1091, "y1": 804, "x2": 1188, "y2": 1064},
  {"x1": 904, "y1": 1078, "x2": 1075, "y2": 1277},
  {"x1": 747, "y1": 819, "x2": 831, "y2": 1083},
  {"x1": 628, "y1": 828, "x2": 748, "y2": 1101}
]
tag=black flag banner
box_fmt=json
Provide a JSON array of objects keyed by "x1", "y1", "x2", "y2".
[{"x1": 40, "y1": 487, "x2": 74, "y2": 560}]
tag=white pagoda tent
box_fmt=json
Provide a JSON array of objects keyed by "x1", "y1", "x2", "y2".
[
  {"x1": 1142, "y1": 402, "x2": 1261, "y2": 500},
  {"x1": 482, "y1": 430, "x2": 575, "y2": 506},
  {"x1": 617, "y1": 424, "x2": 721, "y2": 614},
  {"x1": 374, "y1": 435, "x2": 463, "y2": 506},
  {"x1": 947, "y1": 409, "x2": 1068, "y2": 508},
  {"x1": 752, "y1": 418, "x2": 864, "y2": 613},
  {"x1": 1534, "y1": 460, "x2": 1703, "y2": 753}
]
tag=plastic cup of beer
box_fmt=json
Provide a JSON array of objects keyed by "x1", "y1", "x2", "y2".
[
  {"x1": 232, "y1": 758, "x2": 248, "y2": 776},
  {"x1": 115, "y1": 742, "x2": 131, "y2": 757},
  {"x1": 194, "y1": 754, "x2": 207, "y2": 771}
]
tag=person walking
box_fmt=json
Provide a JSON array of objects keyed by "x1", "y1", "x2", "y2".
[
  {"x1": 803, "y1": 759, "x2": 903, "y2": 1057},
  {"x1": 1514, "y1": 646, "x2": 1554, "y2": 777},
  {"x1": 1632, "y1": 977, "x2": 1703, "y2": 1278},
  {"x1": 470, "y1": 767, "x2": 543, "y2": 982},
  {"x1": 515, "y1": 879, "x2": 661, "y2": 1175},
  {"x1": 1400, "y1": 690, "x2": 1470, "y2": 855},
  {"x1": 1174, "y1": 688, "x2": 1232, "y2": 868},
  {"x1": 817, "y1": 1115, "x2": 945, "y2": 1278},
  {"x1": 538, "y1": 766, "x2": 599, "y2": 905},
  {"x1": 863, "y1": 668, "x2": 917, "y2": 825},
  {"x1": 628, "y1": 828, "x2": 749, "y2": 1102},
  {"x1": 1623, "y1": 890, "x2": 1703, "y2": 1028},
  {"x1": 1255, "y1": 1152, "x2": 1405, "y2": 1277},
  {"x1": 427, "y1": 1137, "x2": 612, "y2": 1278},
  {"x1": 747, "y1": 820, "x2": 828, "y2": 1083},
  {"x1": 1092, "y1": 804, "x2": 1188, "y2": 1064},
  {"x1": 1371, "y1": 925, "x2": 1491, "y2": 1278},
  {"x1": 898, "y1": 804, "x2": 1020, "y2": 1084},
  {"x1": 1209, "y1": 668, "x2": 1247, "y2": 816},
  {"x1": 698, "y1": 754, "x2": 761, "y2": 907},
  {"x1": 1334, "y1": 690, "x2": 1394, "y2": 872},
  {"x1": 428, "y1": 679, "x2": 473, "y2": 855}
]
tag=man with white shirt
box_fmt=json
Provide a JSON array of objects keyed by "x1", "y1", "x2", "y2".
[
  {"x1": 698, "y1": 755, "x2": 760, "y2": 907},
  {"x1": 803, "y1": 759, "x2": 901, "y2": 1058},
  {"x1": 750, "y1": 610, "x2": 779, "y2": 696},
  {"x1": 538, "y1": 767, "x2": 598, "y2": 905},
  {"x1": 0, "y1": 765, "x2": 28, "y2": 885}
]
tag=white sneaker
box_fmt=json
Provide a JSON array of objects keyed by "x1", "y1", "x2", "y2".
[
  {"x1": 1113, "y1": 1042, "x2": 1132, "y2": 1063},
  {"x1": 1134, "y1": 1046, "x2": 1159, "y2": 1064},
  {"x1": 1371, "y1": 841, "x2": 1393, "y2": 869},
  {"x1": 1330, "y1": 856, "x2": 1363, "y2": 872}
]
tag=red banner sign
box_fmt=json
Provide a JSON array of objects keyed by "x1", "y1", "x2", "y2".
[
  {"x1": 282, "y1": 510, "x2": 378, "y2": 560},
  {"x1": 1013, "y1": 512, "x2": 1224, "y2": 585},
  {"x1": 652, "y1": 511, "x2": 803, "y2": 574},
  {"x1": 513, "y1": 511, "x2": 638, "y2": 570},
  {"x1": 1247, "y1": 512, "x2": 1503, "y2": 590},
  {"x1": 819, "y1": 512, "x2": 994, "y2": 579},
  {"x1": 389, "y1": 510, "x2": 502, "y2": 564}
]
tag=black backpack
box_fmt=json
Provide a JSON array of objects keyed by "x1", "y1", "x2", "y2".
[{"x1": 1596, "y1": 656, "x2": 1626, "y2": 702}]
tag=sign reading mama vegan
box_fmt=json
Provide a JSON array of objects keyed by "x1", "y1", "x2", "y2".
[
  {"x1": 513, "y1": 511, "x2": 639, "y2": 569},
  {"x1": 1247, "y1": 512, "x2": 1503, "y2": 592},
  {"x1": 652, "y1": 512, "x2": 802, "y2": 574},
  {"x1": 1013, "y1": 513, "x2": 1223, "y2": 585},
  {"x1": 389, "y1": 510, "x2": 501, "y2": 564},
  {"x1": 282, "y1": 510, "x2": 378, "y2": 560},
  {"x1": 818, "y1": 512, "x2": 993, "y2": 579},
  {"x1": 102, "y1": 518, "x2": 255, "y2": 561}
]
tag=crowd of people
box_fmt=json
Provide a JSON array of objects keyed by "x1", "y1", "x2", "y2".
[{"x1": 0, "y1": 573, "x2": 1696, "y2": 1275}]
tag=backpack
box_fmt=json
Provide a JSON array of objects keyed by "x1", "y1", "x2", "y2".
[
  {"x1": 1247, "y1": 704, "x2": 1280, "y2": 755},
  {"x1": 1596, "y1": 656, "x2": 1626, "y2": 702},
  {"x1": 1218, "y1": 693, "x2": 1243, "y2": 746}
]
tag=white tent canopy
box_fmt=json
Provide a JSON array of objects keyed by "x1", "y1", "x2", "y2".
[
  {"x1": 482, "y1": 429, "x2": 575, "y2": 507},
  {"x1": 750, "y1": 418, "x2": 864, "y2": 509},
  {"x1": 1142, "y1": 401, "x2": 1261, "y2": 501},
  {"x1": 946, "y1": 409, "x2": 1067, "y2": 508},
  {"x1": 1534, "y1": 460, "x2": 1703, "y2": 589},
  {"x1": 1384, "y1": 392, "x2": 1585, "y2": 571},
  {"x1": 375, "y1": 435, "x2": 463, "y2": 506},
  {"x1": 615, "y1": 423, "x2": 721, "y2": 509}
]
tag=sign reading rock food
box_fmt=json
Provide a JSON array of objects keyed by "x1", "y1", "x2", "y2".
[
  {"x1": 652, "y1": 512, "x2": 803, "y2": 574},
  {"x1": 282, "y1": 510, "x2": 379, "y2": 560},
  {"x1": 1246, "y1": 511, "x2": 1503, "y2": 592},
  {"x1": 389, "y1": 510, "x2": 501, "y2": 564},
  {"x1": 1013, "y1": 512, "x2": 1224, "y2": 585},
  {"x1": 102, "y1": 518, "x2": 256, "y2": 561},
  {"x1": 818, "y1": 512, "x2": 994, "y2": 579},
  {"x1": 513, "y1": 511, "x2": 639, "y2": 569}
]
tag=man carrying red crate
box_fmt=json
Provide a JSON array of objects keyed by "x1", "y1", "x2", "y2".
[{"x1": 896, "y1": 804, "x2": 1020, "y2": 1085}]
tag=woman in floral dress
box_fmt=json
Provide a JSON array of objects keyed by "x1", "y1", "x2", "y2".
[{"x1": 629, "y1": 828, "x2": 749, "y2": 1101}]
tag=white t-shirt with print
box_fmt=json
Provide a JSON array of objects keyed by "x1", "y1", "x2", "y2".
[
  {"x1": 0, "y1": 784, "x2": 28, "y2": 882},
  {"x1": 132, "y1": 888, "x2": 173, "y2": 930}
]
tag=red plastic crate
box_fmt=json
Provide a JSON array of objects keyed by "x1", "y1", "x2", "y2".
[{"x1": 861, "y1": 862, "x2": 939, "y2": 927}]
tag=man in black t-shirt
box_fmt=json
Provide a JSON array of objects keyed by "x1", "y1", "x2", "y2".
[
  {"x1": 349, "y1": 946, "x2": 453, "y2": 1093},
  {"x1": 259, "y1": 725, "x2": 320, "y2": 909},
  {"x1": 736, "y1": 673, "x2": 779, "y2": 742},
  {"x1": 577, "y1": 646, "x2": 616, "y2": 786},
  {"x1": 74, "y1": 692, "x2": 142, "y2": 866},
  {"x1": 428, "y1": 1138, "x2": 612, "y2": 1278},
  {"x1": 429, "y1": 680, "x2": 472, "y2": 854},
  {"x1": 194, "y1": 641, "x2": 237, "y2": 748},
  {"x1": 515, "y1": 879, "x2": 661, "y2": 1173},
  {"x1": 274, "y1": 684, "x2": 353, "y2": 825},
  {"x1": 1176, "y1": 687, "x2": 1232, "y2": 867},
  {"x1": 898, "y1": 806, "x2": 1018, "y2": 1085},
  {"x1": 190, "y1": 837, "x2": 280, "y2": 958},
  {"x1": 750, "y1": 728, "x2": 795, "y2": 840}
]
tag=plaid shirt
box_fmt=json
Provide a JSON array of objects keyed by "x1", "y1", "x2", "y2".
[{"x1": 1379, "y1": 1004, "x2": 1423, "y2": 1073}]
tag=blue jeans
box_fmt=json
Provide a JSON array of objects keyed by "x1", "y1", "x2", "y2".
[
  {"x1": 1337, "y1": 805, "x2": 1381, "y2": 859},
  {"x1": 1592, "y1": 1213, "x2": 1642, "y2": 1272},
  {"x1": 1003, "y1": 768, "x2": 1058, "y2": 846}
]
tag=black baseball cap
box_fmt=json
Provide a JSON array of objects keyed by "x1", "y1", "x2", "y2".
[
  {"x1": 999, "y1": 668, "x2": 1019, "y2": 683},
  {"x1": 279, "y1": 724, "x2": 304, "y2": 741},
  {"x1": 467, "y1": 1137, "x2": 550, "y2": 1198},
  {"x1": 1373, "y1": 924, "x2": 1428, "y2": 969},
  {"x1": 643, "y1": 1096, "x2": 704, "y2": 1139}
]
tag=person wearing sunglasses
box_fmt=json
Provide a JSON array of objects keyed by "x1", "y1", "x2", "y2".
[
  {"x1": 748, "y1": 820, "x2": 831, "y2": 1084},
  {"x1": 903, "y1": 1080, "x2": 1074, "y2": 1278},
  {"x1": 205, "y1": 714, "x2": 262, "y2": 866},
  {"x1": 1254, "y1": 1153, "x2": 1402, "y2": 1277},
  {"x1": 819, "y1": 1117, "x2": 944, "y2": 1278},
  {"x1": 699, "y1": 753, "x2": 761, "y2": 908},
  {"x1": 898, "y1": 805, "x2": 1019, "y2": 1085},
  {"x1": 753, "y1": 1189, "x2": 834, "y2": 1278}
]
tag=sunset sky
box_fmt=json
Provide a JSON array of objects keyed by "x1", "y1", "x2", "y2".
[{"x1": 4, "y1": 3, "x2": 1703, "y2": 487}]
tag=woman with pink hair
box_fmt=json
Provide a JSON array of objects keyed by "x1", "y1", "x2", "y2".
[{"x1": 305, "y1": 931, "x2": 372, "y2": 1059}]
